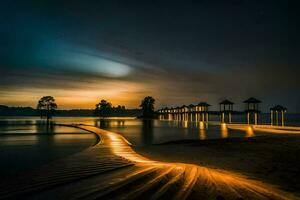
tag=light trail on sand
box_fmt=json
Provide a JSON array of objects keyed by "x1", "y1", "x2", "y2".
[
  {"x1": 78, "y1": 126, "x2": 296, "y2": 200},
  {"x1": 227, "y1": 124, "x2": 300, "y2": 134}
]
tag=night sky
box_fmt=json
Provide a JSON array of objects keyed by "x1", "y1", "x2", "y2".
[{"x1": 1, "y1": 0, "x2": 299, "y2": 111}]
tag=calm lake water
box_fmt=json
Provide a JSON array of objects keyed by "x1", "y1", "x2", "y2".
[
  {"x1": 0, "y1": 119, "x2": 97, "y2": 177},
  {"x1": 1, "y1": 114, "x2": 299, "y2": 176}
]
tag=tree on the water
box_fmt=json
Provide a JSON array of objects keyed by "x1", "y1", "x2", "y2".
[
  {"x1": 95, "y1": 99, "x2": 112, "y2": 117},
  {"x1": 140, "y1": 96, "x2": 155, "y2": 118},
  {"x1": 37, "y1": 96, "x2": 57, "y2": 122}
]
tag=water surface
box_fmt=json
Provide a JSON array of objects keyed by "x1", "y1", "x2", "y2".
[
  {"x1": 1, "y1": 115, "x2": 299, "y2": 176},
  {"x1": 0, "y1": 121, "x2": 97, "y2": 177}
]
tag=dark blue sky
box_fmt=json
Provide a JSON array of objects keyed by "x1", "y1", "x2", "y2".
[{"x1": 0, "y1": 0, "x2": 299, "y2": 111}]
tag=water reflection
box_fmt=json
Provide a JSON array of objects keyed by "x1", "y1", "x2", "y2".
[
  {"x1": 0, "y1": 123, "x2": 97, "y2": 176},
  {"x1": 221, "y1": 123, "x2": 228, "y2": 138},
  {"x1": 0, "y1": 135, "x2": 38, "y2": 145},
  {"x1": 35, "y1": 123, "x2": 55, "y2": 146},
  {"x1": 198, "y1": 121, "x2": 209, "y2": 130},
  {"x1": 182, "y1": 121, "x2": 188, "y2": 128},
  {"x1": 35, "y1": 123, "x2": 56, "y2": 134},
  {"x1": 141, "y1": 120, "x2": 153, "y2": 145},
  {"x1": 95, "y1": 118, "x2": 126, "y2": 129},
  {"x1": 199, "y1": 128, "x2": 206, "y2": 140},
  {"x1": 0, "y1": 117, "x2": 263, "y2": 147},
  {"x1": 95, "y1": 118, "x2": 260, "y2": 146}
]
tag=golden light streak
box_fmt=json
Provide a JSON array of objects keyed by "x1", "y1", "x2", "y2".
[
  {"x1": 227, "y1": 124, "x2": 300, "y2": 134},
  {"x1": 77, "y1": 125, "x2": 293, "y2": 199},
  {"x1": 182, "y1": 120, "x2": 188, "y2": 128},
  {"x1": 246, "y1": 126, "x2": 255, "y2": 137}
]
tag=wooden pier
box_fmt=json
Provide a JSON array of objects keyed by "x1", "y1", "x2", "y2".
[{"x1": 158, "y1": 102, "x2": 210, "y2": 123}]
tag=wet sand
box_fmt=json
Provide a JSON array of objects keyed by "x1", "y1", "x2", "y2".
[{"x1": 134, "y1": 134, "x2": 300, "y2": 196}]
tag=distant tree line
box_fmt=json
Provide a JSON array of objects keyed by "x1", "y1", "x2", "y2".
[
  {"x1": 94, "y1": 97, "x2": 156, "y2": 118},
  {"x1": 0, "y1": 96, "x2": 157, "y2": 119},
  {"x1": 0, "y1": 105, "x2": 39, "y2": 116},
  {"x1": 0, "y1": 105, "x2": 142, "y2": 117},
  {"x1": 94, "y1": 99, "x2": 141, "y2": 118}
]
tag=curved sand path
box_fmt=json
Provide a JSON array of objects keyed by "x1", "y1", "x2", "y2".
[{"x1": 0, "y1": 125, "x2": 298, "y2": 200}]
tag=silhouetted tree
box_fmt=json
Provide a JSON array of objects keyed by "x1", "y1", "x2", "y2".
[
  {"x1": 95, "y1": 99, "x2": 112, "y2": 117},
  {"x1": 37, "y1": 96, "x2": 57, "y2": 123},
  {"x1": 140, "y1": 96, "x2": 155, "y2": 118},
  {"x1": 116, "y1": 105, "x2": 126, "y2": 110}
]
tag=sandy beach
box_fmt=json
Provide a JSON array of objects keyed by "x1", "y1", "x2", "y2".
[{"x1": 134, "y1": 134, "x2": 300, "y2": 196}]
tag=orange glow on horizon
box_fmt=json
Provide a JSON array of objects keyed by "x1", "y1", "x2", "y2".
[{"x1": 0, "y1": 81, "x2": 146, "y2": 109}]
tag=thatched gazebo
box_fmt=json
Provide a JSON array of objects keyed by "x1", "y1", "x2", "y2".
[
  {"x1": 180, "y1": 105, "x2": 188, "y2": 121},
  {"x1": 174, "y1": 106, "x2": 180, "y2": 120},
  {"x1": 219, "y1": 99, "x2": 234, "y2": 123},
  {"x1": 188, "y1": 104, "x2": 195, "y2": 121},
  {"x1": 196, "y1": 102, "x2": 211, "y2": 122},
  {"x1": 270, "y1": 105, "x2": 287, "y2": 126},
  {"x1": 243, "y1": 97, "x2": 261, "y2": 124}
]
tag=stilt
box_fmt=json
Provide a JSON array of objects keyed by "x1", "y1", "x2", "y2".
[
  {"x1": 219, "y1": 99, "x2": 234, "y2": 124},
  {"x1": 270, "y1": 105, "x2": 287, "y2": 127},
  {"x1": 270, "y1": 110, "x2": 273, "y2": 126},
  {"x1": 281, "y1": 111, "x2": 284, "y2": 126},
  {"x1": 244, "y1": 97, "x2": 261, "y2": 125},
  {"x1": 247, "y1": 112, "x2": 250, "y2": 124}
]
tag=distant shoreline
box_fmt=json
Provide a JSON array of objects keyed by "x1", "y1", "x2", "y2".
[{"x1": 0, "y1": 105, "x2": 142, "y2": 117}]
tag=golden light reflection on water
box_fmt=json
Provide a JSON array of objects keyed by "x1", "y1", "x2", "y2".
[
  {"x1": 246, "y1": 126, "x2": 255, "y2": 137},
  {"x1": 53, "y1": 134, "x2": 96, "y2": 144},
  {"x1": 199, "y1": 121, "x2": 204, "y2": 130},
  {"x1": 221, "y1": 123, "x2": 228, "y2": 138},
  {"x1": 199, "y1": 128, "x2": 206, "y2": 140},
  {"x1": 182, "y1": 121, "x2": 188, "y2": 128},
  {"x1": 0, "y1": 135, "x2": 38, "y2": 145},
  {"x1": 198, "y1": 121, "x2": 208, "y2": 140}
]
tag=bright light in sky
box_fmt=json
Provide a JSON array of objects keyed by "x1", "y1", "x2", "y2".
[
  {"x1": 37, "y1": 41, "x2": 132, "y2": 77},
  {"x1": 69, "y1": 54, "x2": 132, "y2": 77}
]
